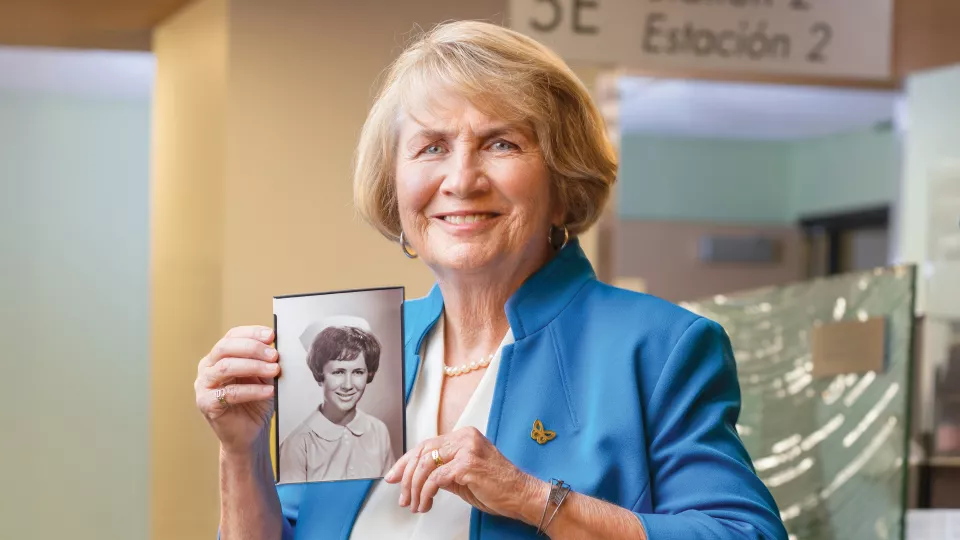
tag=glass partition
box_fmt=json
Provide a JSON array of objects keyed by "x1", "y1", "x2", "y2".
[{"x1": 683, "y1": 265, "x2": 917, "y2": 540}]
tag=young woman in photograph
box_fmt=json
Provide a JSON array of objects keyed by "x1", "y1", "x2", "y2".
[{"x1": 278, "y1": 321, "x2": 395, "y2": 484}]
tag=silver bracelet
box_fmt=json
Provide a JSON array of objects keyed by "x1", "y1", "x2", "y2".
[{"x1": 537, "y1": 479, "x2": 571, "y2": 536}]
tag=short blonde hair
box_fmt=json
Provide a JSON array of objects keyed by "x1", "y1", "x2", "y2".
[{"x1": 353, "y1": 20, "x2": 618, "y2": 240}]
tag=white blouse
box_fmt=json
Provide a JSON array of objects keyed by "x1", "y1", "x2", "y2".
[{"x1": 350, "y1": 316, "x2": 514, "y2": 539}]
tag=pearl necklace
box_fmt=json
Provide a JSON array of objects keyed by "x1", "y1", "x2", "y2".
[{"x1": 443, "y1": 353, "x2": 495, "y2": 377}]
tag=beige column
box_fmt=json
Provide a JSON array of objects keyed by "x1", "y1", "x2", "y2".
[{"x1": 151, "y1": 1, "x2": 228, "y2": 538}]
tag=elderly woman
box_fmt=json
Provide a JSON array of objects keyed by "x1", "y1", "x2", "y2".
[{"x1": 195, "y1": 20, "x2": 788, "y2": 540}]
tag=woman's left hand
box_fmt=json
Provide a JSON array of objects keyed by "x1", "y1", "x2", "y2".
[{"x1": 384, "y1": 427, "x2": 546, "y2": 520}]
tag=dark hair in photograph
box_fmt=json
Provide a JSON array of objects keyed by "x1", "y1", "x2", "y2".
[{"x1": 306, "y1": 326, "x2": 381, "y2": 385}]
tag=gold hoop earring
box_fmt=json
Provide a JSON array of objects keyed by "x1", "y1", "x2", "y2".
[
  {"x1": 548, "y1": 224, "x2": 569, "y2": 251},
  {"x1": 399, "y1": 231, "x2": 418, "y2": 259}
]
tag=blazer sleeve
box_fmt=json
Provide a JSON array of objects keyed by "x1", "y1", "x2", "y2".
[
  {"x1": 635, "y1": 317, "x2": 788, "y2": 540},
  {"x1": 277, "y1": 483, "x2": 302, "y2": 539}
]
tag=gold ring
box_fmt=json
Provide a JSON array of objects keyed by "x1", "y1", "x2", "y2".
[
  {"x1": 214, "y1": 387, "x2": 228, "y2": 407},
  {"x1": 431, "y1": 448, "x2": 444, "y2": 467}
]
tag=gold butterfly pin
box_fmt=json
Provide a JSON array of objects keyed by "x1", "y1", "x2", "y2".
[{"x1": 531, "y1": 419, "x2": 556, "y2": 445}]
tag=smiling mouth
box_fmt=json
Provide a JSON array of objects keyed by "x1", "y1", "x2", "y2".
[
  {"x1": 439, "y1": 213, "x2": 498, "y2": 224},
  {"x1": 336, "y1": 392, "x2": 357, "y2": 399}
]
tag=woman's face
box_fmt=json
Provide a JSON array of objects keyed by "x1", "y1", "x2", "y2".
[
  {"x1": 395, "y1": 94, "x2": 560, "y2": 274},
  {"x1": 321, "y1": 355, "x2": 368, "y2": 416}
]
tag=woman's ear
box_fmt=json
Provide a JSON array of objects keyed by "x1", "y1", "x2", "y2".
[
  {"x1": 550, "y1": 195, "x2": 567, "y2": 234},
  {"x1": 546, "y1": 174, "x2": 565, "y2": 223},
  {"x1": 549, "y1": 192, "x2": 566, "y2": 227}
]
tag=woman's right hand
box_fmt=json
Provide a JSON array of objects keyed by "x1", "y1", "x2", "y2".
[{"x1": 195, "y1": 325, "x2": 281, "y2": 456}]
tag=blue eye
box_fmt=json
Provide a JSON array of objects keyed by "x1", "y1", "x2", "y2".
[
  {"x1": 424, "y1": 144, "x2": 444, "y2": 154},
  {"x1": 491, "y1": 140, "x2": 517, "y2": 152}
]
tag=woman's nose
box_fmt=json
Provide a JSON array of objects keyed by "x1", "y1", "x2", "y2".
[{"x1": 439, "y1": 149, "x2": 486, "y2": 198}]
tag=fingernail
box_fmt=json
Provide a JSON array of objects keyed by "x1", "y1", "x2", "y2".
[
  {"x1": 399, "y1": 494, "x2": 407, "y2": 506},
  {"x1": 264, "y1": 347, "x2": 276, "y2": 359},
  {"x1": 263, "y1": 386, "x2": 274, "y2": 394},
  {"x1": 261, "y1": 329, "x2": 272, "y2": 340}
]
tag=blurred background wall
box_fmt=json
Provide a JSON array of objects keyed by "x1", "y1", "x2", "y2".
[
  {"x1": 901, "y1": 66, "x2": 960, "y2": 310},
  {"x1": 615, "y1": 81, "x2": 902, "y2": 302},
  {"x1": 0, "y1": 53, "x2": 152, "y2": 538}
]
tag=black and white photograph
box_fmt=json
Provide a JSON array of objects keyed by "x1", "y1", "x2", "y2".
[{"x1": 273, "y1": 287, "x2": 405, "y2": 485}]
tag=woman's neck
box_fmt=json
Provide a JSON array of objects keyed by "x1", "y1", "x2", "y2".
[
  {"x1": 435, "y1": 247, "x2": 554, "y2": 363},
  {"x1": 320, "y1": 403, "x2": 356, "y2": 426},
  {"x1": 440, "y1": 284, "x2": 512, "y2": 362}
]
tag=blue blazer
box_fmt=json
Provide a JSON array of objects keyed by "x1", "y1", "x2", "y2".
[{"x1": 273, "y1": 240, "x2": 787, "y2": 540}]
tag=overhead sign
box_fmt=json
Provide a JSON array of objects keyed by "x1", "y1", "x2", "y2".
[{"x1": 508, "y1": 0, "x2": 894, "y2": 80}]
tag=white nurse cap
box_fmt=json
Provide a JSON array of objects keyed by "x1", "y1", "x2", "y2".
[{"x1": 298, "y1": 315, "x2": 372, "y2": 352}]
